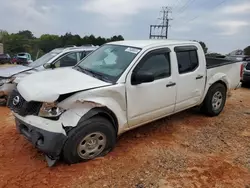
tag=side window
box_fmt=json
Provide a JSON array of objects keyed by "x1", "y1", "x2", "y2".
[
  {"x1": 176, "y1": 50, "x2": 199, "y2": 74},
  {"x1": 136, "y1": 53, "x2": 171, "y2": 80},
  {"x1": 55, "y1": 52, "x2": 78, "y2": 68}
]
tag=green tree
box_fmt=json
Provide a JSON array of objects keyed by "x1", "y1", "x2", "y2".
[
  {"x1": 192, "y1": 40, "x2": 208, "y2": 54},
  {"x1": 39, "y1": 34, "x2": 61, "y2": 53},
  {"x1": 17, "y1": 30, "x2": 34, "y2": 39},
  {"x1": 244, "y1": 46, "x2": 250, "y2": 55},
  {"x1": 2, "y1": 30, "x2": 125, "y2": 58}
]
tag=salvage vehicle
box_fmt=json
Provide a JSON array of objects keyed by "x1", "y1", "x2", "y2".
[
  {"x1": 226, "y1": 53, "x2": 250, "y2": 85},
  {"x1": 241, "y1": 61, "x2": 250, "y2": 85},
  {"x1": 7, "y1": 40, "x2": 243, "y2": 166},
  {"x1": 0, "y1": 46, "x2": 98, "y2": 105},
  {"x1": 0, "y1": 53, "x2": 11, "y2": 64},
  {"x1": 11, "y1": 52, "x2": 33, "y2": 65}
]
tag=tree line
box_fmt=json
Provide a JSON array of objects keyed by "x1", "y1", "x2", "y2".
[
  {"x1": 1, "y1": 29, "x2": 249, "y2": 59},
  {"x1": 0, "y1": 30, "x2": 124, "y2": 59}
]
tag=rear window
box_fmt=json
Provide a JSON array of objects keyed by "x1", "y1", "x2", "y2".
[{"x1": 18, "y1": 53, "x2": 26, "y2": 56}]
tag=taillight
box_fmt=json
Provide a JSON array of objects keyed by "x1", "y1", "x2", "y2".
[{"x1": 240, "y1": 63, "x2": 244, "y2": 79}]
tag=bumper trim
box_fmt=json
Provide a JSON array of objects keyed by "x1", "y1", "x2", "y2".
[{"x1": 15, "y1": 117, "x2": 67, "y2": 162}]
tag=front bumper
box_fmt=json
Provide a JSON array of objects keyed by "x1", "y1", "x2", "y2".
[{"x1": 15, "y1": 115, "x2": 67, "y2": 160}]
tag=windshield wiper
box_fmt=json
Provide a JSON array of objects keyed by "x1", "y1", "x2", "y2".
[{"x1": 75, "y1": 66, "x2": 112, "y2": 83}]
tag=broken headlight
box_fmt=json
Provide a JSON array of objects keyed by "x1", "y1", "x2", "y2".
[{"x1": 38, "y1": 102, "x2": 65, "y2": 118}]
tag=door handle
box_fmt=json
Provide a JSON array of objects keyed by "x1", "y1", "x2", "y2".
[
  {"x1": 196, "y1": 75, "x2": 204, "y2": 80},
  {"x1": 166, "y1": 82, "x2": 176, "y2": 87}
]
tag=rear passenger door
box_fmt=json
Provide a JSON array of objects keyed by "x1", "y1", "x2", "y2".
[{"x1": 174, "y1": 46, "x2": 206, "y2": 112}]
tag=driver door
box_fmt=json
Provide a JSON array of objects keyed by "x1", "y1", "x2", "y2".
[{"x1": 126, "y1": 48, "x2": 177, "y2": 127}]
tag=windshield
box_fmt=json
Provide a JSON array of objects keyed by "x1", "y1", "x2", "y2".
[
  {"x1": 77, "y1": 44, "x2": 141, "y2": 82},
  {"x1": 28, "y1": 50, "x2": 62, "y2": 68}
]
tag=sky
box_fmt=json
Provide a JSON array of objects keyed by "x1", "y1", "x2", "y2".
[{"x1": 0, "y1": 0, "x2": 249, "y2": 54}]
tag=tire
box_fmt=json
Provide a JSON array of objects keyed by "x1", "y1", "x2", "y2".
[
  {"x1": 62, "y1": 116, "x2": 116, "y2": 164},
  {"x1": 201, "y1": 83, "x2": 227, "y2": 117}
]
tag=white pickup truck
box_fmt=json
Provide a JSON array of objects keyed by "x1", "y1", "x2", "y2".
[{"x1": 7, "y1": 40, "x2": 243, "y2": 166}]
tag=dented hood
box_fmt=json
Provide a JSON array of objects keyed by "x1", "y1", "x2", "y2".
[
  {"x1": 17, "y1": 68, "x2": 112, "y2": 102},
  {"x1": 0, "y1": 65, "x2": 33, "y2": 78}
]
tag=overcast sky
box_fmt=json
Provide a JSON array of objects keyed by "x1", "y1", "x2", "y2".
[{"x1": 0, "y1": 0, "x2": 249, "y2": 54}]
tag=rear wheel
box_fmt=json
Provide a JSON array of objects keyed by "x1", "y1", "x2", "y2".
[
  {"x1": 62, "y1": 116, "x2": 116, "y2": 164},
  {"x1": 201, "y1": 83, "x2": 227, "y2": 117}
]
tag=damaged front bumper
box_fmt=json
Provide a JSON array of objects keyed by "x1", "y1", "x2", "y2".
[
  {"x1": 14, "y1": 114, "x2": 68, "y2": 166},
  {"x1": 0, "y1": 83, "x2": 16, "y2": 105}
]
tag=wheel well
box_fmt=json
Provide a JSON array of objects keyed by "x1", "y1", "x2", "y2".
[
  {"x1": 211, "y1": 80, "x2": 228, "y2": 92},
  {"x1": 78, "y1": 107, "x2": 119, "y2": 136}
]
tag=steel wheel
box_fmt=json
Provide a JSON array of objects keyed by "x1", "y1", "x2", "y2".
[
  {"x1": 212, "y1": 91, "x2": 223, "y2": 111},
  {"x1": 77, "y1": 132, "x2": 107, "y2": 160}
]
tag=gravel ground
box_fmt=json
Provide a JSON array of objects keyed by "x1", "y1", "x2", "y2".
[{"x1": 0, "y1": 87, "x2": 250, "y2": 188}]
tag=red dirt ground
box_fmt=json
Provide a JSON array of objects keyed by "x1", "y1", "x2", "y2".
[{"x1": 0, "y1": 88, "x2": 250, "y2": 188}]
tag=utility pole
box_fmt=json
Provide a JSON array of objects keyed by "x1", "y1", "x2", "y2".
[{"x1": 149, "y1": 7, "x2": 173, "y2": 39}]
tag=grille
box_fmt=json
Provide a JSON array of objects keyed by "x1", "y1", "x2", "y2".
[
  {"x1": 246, "y1": 63, "x2": 250, "y2": 70},
  {"x1": 7, "y1": 89, "x2": 42, "y2": 116}
]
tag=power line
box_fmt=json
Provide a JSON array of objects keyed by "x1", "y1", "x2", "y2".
[
  {"x1": 171, "y1": 0, "x2": 183, "y2": 11},
  {"x1": 171, "y1": 0, "x2": 232, "y2": 27},
  {"x1": 175, "y1": 0, "x2": 196, "y2": 15},
  {"x1": 171, "y1": 0, "x2": 197, "y2": 26},
  {"x1": 184, "y1": 0, "x2": 232, "y2": 24},
  {"x1": 149, "y1": 7, "x2": 173, "y2": 39}
]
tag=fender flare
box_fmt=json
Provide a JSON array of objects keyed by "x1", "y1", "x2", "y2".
[
  {"x1": 201, "y1": 73, "x2": 229, "y2": 102},
  {"x1": 77, "y1": 107, "x2": 119, "y2": 135}
]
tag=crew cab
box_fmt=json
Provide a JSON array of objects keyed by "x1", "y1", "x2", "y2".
[
  {"x1": 0, "y1": 46, "x2": 98, "y2": 105},
  {"x1": 7, "y1": 40, "x2": 242, "y2": 166}
]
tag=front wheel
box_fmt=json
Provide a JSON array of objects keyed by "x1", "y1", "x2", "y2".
[
  {"x1": 62, "y1": 116, "x2": 116, "y2": 164},
  {"x1": 201, "y1": 83, "x2": 227, "y2": 117}
]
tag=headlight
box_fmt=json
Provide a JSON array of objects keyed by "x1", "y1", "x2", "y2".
[
  {"x1": 0, "y1": 77, "x2": 16, "y2": 86},
  {"x1": 38, "y1": 102, "x2": 65, "y2": 118}
]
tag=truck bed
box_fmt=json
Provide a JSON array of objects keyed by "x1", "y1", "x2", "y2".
[
  {"x1": 206, "y1": 56, "x2": 240, "y2": 69},
  {"x1": 206, "y1": 57, "x2": 242, "y2": 90}
]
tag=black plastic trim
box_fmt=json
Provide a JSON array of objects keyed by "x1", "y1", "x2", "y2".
[
  {"x1": 78, "y1": 107, "x2": 118, "y2": 135},
  {"x1": 174, "y1": 46, "x2": 198, "y2": 52},
  {"x1": 15, "y1": 117, "x2": 67, "y2": 159}
]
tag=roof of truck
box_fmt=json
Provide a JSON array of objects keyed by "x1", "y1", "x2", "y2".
[{"x1": 108, "y1": 40, "x2": 198, "y2": 49}]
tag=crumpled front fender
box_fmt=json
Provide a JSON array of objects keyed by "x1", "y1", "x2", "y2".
[{"x1": 58, "y1": 97, "x2": 128, "y2": 135}]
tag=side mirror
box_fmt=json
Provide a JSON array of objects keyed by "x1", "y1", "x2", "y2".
[
  {"x1": 44, "y1": 63, "x2": 54, "y2": 69},
  {"x1": 131, "y1": 71, "x2": 155, "y2": 85}
]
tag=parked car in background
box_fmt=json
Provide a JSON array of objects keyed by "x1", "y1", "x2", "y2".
[
  {"x1": 0, "y1": 53, "x2": 11, "y2": 64},
  {"x1": 241, "y1": 58, "x2": 250, "y2": 85},
  {"x1": 11, "y1": 52, "x2": 33, "y2": 65},
  {"x1": 7, "y1": 40, "x2": 242, "y2": 166},
  {"x1": 0, "y1": 46, "x2": 98, "y2": 105},
  {"x1": 226, "y1": 52, "x2": 250, "y2": 85}
]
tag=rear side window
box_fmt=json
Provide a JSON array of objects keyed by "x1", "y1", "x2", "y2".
[{"x1": 176, "y1": 50, "x2": 199, "y2": 74}]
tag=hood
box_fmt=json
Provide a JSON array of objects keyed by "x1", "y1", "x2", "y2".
[
  {"x1": 13, "y1": 69, "x2": 39, "y2": 84},
  {"x1": 17, "y1": 68, "x2": 112, "y2": 102},
  {"x1": 13, "y1": 67, "x2": 71, "y2": 84},
  {"x1": 0, "y1": 65, "x2": 33, "y2": 78}
]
